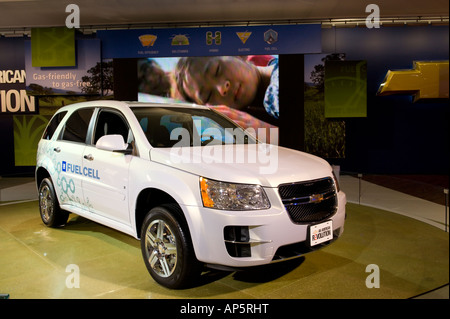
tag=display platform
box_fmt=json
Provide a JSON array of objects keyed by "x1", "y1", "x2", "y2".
[
  {"x1": 0, "y1": 200, "x2": 448, "y2": 299},
  {"x1": 0, "y1": 177, "x2": 36, "y2": 202}
]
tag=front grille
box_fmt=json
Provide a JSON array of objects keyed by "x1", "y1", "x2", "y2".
[{"x1": 278, "y1": 177, "x2": 337, "y2": 224}]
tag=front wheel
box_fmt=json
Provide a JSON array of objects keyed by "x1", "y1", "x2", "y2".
[{"x1": 140, "y1": 205, "x2": 202, "y2": 289}]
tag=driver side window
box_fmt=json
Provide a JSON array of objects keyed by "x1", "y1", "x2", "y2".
[{"x1": 93, "y1": 109, "x2": 133, "y2": 146}]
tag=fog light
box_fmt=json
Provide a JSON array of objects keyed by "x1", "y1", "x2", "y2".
[{"x1": 224, "y1": 226, "x2": 251, "y2": 257}]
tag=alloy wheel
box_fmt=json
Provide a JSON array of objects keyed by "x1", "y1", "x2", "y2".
[
  {"x1": 144, "y1": 219, "x2": 178, "y2": 278},
  {"x1": 39, "y1": 184, "x2": 53, "y2": 223}
]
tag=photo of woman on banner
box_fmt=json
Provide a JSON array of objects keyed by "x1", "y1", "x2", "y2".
[
  {"x1": 138, "y1": 59, "x2": 172, "y2": 98},
  {"x1": 174, "y1": 55, "x2": 279, "y2": 128},
  {"x1": 138, "y1": 55, "x2": 279, "y2": 143}
]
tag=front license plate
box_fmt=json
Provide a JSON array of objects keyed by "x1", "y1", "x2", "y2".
[{"x1": 309, "y1": 220, "x2": 333, "y2": 246}]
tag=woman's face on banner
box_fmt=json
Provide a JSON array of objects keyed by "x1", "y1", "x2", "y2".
[{"x1": 181, "y1": 56, "x2": 259, "y2": 109}]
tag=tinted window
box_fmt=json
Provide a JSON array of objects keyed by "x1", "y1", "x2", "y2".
[
  {"x1": 60, "y1": 108, "x2": 94, "y2": 143},
  {"x1": 132, "y1": 107, "x2": 255, "y2": 147},
  {"x1": 42, "y1": 111, "x2": 67, "y2": 140},
  {"x1": 93, "y1": 110, "x2": 131, "y2": 145}
]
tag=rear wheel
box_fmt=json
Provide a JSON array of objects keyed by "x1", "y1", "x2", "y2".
[
  {"x1": 38, "y1": 178, "x2": 69, "y2": 227},
  {"x1": 140, "y1": 205, "x2": 202, "y2": 289}
]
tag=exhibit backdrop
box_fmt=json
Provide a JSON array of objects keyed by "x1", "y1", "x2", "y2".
[
  {"x1": 0, "y1": 37, "x2": 111, "y2": 169},
  {"x1": 136, "y1": 54, "x2": 347, "y2": 159},
  {"x1": 105, "y1": 24, "x2": 326, "y2": 153},
  {"x1": 0, "y1": 24, "x2": 448, "y2": 176},
  {"x1": 322, "y1": 25, "x2": 449, "y2": 174},
  {"x1": 0, "y1": 38, "x2": 33, "y2": 175}
]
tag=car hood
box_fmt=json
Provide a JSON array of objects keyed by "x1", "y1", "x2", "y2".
[{"x1": 150, "y1": 144, "x2": 332, "y2": 188}]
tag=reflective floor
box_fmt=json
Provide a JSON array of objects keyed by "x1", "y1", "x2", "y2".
[{"x1": 0, "y1": 197, "x2": 448, "y2": 299}]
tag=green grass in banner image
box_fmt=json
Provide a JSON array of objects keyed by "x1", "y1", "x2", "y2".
[
  {"x1": 304, "y1": 85, "x2": 346, "y2": 159},
  {"x1": 14, "y1": 115, "x2": 50, "y2": 166}
]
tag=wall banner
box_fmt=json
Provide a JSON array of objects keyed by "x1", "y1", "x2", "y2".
[
  {"x1": 324, "y1": 60, "x2": 367, "y2": 118},
  {"x1": 97, "y1": 24, "x2": 322, "y2": 59},
  {"x1": 25, "y1": 39, "x2": 102, "y2": 96},
  {"x1": 0, "y1": 38, "x2": 37, "y2": 115},
  {"x1": 31, "y1": 27, "x2": 76, "y2": 67}
]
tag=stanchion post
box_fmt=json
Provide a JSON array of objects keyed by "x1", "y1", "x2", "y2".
[
  {"x1": 358, "y1": 173, "x2": 363, "y2": 205},
  {"x1": 444, "y1": 188, "x2": 449, "y2": 233}
]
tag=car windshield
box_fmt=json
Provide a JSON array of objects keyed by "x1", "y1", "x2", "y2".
[{"x1": 131, "y1": 106, "x2": 256, "y2": 147}]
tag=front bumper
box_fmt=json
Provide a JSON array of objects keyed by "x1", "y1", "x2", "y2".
[{"x1": 182, "y1": 189, "x2": 346, "y2": 268}]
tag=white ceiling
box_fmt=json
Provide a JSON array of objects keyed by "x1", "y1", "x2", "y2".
[{"x1": 0, "y1": 0, "x2": 448, "y2": 30}]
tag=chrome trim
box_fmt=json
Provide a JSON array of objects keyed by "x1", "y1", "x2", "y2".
[
  {"x1": 283, "y1": 192, "x2": 336, "y2": 206},
  {"x1": 224, "y1": 238, "x2": 272, "y2": 244}
]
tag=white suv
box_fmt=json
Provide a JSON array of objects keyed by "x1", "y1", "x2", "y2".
[{"x1": 36, "y1": 100, "x2": 346, "y2": 289}]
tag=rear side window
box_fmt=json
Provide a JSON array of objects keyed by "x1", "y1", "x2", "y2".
[
  {"x1": 42, "y1": 111, "x2": 67, "y2": 140},
  {"x1": 60, "y1": 108, "x2": 94, "y2": 143}
]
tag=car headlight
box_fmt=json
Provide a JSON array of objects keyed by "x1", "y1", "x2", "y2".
[{"x1": 200, "y1": 177, "x2": 270, "y2": 210}]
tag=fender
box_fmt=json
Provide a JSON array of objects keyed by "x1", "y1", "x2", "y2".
[
  {"x1": 128, "y1": 156, "x2": 203, "y2": 238},
  {"x1": 36, "y1": 140, "x2": 59, "y2": 188}
]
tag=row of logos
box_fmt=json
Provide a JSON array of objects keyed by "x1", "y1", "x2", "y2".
[
  {"x1": 138, "y1": 29, "x2": 279, "y2": 48},
  {"x1": 98, "y1": 24, "x2": 321, "y2": 58}
]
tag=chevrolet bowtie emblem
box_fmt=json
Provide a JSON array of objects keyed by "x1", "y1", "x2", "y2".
[
  {"x1": 310, "y1": 194, "x2": 324, "y2": 203},
  {"x1": 377, "y1": 61, "x2": 449, "y2": 102}
]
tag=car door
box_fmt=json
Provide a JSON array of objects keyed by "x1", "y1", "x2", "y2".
[
  {"x1": 81, "y1": 108, "x2": 133, "y2": 225},
  {"x1": 54, "y1": 107, "x2": 95, "y2": 208}
]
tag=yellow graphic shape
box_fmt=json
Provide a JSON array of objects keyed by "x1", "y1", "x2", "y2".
[
  {"x1": 171, "y1": 34, "x2": 190, "y2": 46},
  {"x1": 139, "y1": 34, "x2": 157, "y2": 47},
  {"x1": 236, "y1": 31, "x2": 252, "y2": 44},
  {"x1": 377, "y1": 61, "x2": 449, "y2": 101}
]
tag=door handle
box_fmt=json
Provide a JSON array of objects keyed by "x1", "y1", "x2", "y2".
[
  {"x1": 53, "y1": 147, "x2": 61, "y2": 153},
  {"x1": 83, "y1": 154, "x2": 94, "y2": 161}
]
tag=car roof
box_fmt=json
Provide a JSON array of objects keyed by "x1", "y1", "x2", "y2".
[
  {"x1": 57, "y1": 100, "x2": 210, "y2": 112},
  {"x1": 127, "y1": 101, "x2": 209, "y2": 110}
]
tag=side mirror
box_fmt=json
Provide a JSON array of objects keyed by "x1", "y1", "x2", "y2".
[{"x1": 96, "y1": 134, "x2": 132, "y2": 154}]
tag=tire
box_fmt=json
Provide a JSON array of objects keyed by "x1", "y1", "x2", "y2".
[
  {"x1": 140, "y1": 204, "x2": 203, "y2": 289},
  {"x1": 38, "y1": 178, "x2": 69, "y2": 227}
]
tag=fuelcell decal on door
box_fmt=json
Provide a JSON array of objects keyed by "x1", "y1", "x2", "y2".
[
  {"x1": 55, "y1": 160, "x2": 79, "y2": 205},
  {"x1": 62, "y1": 161, "x2": 101, "y2": 180},
  {"x1": 57, "y1": 168, "x2": 75, "y2": 196},
  {"x1": 56, "y1": 159, "x2": 94, "y2": 210}
]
